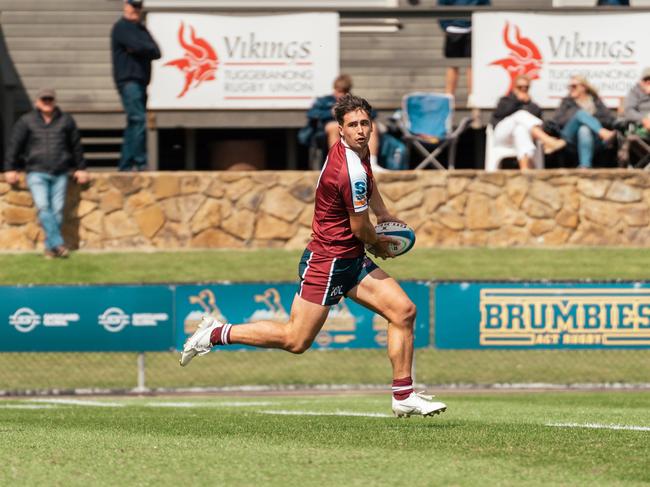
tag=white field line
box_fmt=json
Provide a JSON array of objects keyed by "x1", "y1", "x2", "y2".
[
  {"x1": 143, "y1": 401, "x2": 273, "y2": 408},
  {"x1": 258, "y1": 409, "x2": 392, "y2": 418},
  {"x1": 546, "y1": 422, "x2": 650, "y2": 432},
  {"x1": 28, "y1": 398, "x2": 124, "y2": 407},
  {"x1": 0, "y1": 404, "x2": 58, "y2": 409}
]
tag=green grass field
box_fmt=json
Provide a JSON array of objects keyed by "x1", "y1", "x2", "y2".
[{"x1": 1, "y1": 392, "x2": 648, "y2": 486}]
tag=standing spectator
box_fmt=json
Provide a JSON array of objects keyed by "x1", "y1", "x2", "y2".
[
  {"x1": 437, "y1": 0, "x2": 490, "y2": 99},
  {"x1": 490, "y1": 75, "x2": 566, "y2": 170},
  {"x1": 3, "y1": 88, "x2": 89, "y2": 258},
  {"x1": 619, "y1": 67, "x2": 650, "y2": 166},
  {"x1": 111, "y1": 0, "x2": 160, "y2": 171},
  {"x1": 552, "y1": 76, "x2": 616, "y2": 169}
]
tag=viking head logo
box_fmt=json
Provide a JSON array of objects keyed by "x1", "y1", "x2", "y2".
[
  {"x1": 489, "y1": 22, "x2": 543, "y2": 93},
  {"x1": 164, "y1": 22, "x2": 218, "y2": 98}
]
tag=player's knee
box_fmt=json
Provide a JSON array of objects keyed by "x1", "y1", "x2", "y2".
[
  {"x1": 285, "y1": 336, "x2": 313, "y2": 354},
  {"x1": 398, "y1": 301, "x2": 417, "y2": 329}
]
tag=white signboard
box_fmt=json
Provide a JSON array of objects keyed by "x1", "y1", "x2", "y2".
[
  {"x1": 148, "y1": 13, "x2": 339, "y2": 109},
  {"x1": 472, "y1": 12, "x2": 650, "y2": 108}
]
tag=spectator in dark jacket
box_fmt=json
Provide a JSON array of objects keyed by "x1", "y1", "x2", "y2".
[
  {"x1": 111, "y1": 0, "x2": 160, "y2": 171},
  {"x1": 619, "y1": 67, "x2": 650, "y2": 166},
  {"x1": 597, "y1": 0, "x2": 629, "y2": 6},
  {"x1": 552, "y1": 75, "x2": 616, "y2": 169},
  {"x1": 4, "y1": 88, "x2": 88, "y2": 258},
  {"x1": 491, "y1": 75, "x2": 565, "y2": 169},
  {"x1": 437, "y1": 0, "x2": 490, "y2": 98}
]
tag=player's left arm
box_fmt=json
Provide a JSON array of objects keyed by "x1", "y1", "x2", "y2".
[{"x1": 369, "y1": 184, "x2": 405, "y2": 225}]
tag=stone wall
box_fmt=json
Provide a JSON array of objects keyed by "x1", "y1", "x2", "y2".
[{"x1": 1, "y1": 170, "x2": 649, "y2": 251}]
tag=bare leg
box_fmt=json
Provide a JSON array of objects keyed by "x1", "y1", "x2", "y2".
[
  {"x1": 346, "y1": 268, "x2": 416, "y2": 379},
  {"x1": 518, "y1": 155, "x2": 532, "y2": 170},
  {"x1": 445, "y1": 66, "x2": 459, "y2": 96},
  {"x1": 229, "y1": 294, "x2": 330, "y2": 354},
  {"x1": 531, "y1": 125, "x2": 566, "y2": 154},
  {"x1": 325, "y1": 121, "x2": 340, "y2": 148}
]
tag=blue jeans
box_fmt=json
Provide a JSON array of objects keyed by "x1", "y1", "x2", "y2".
[
  {"x1": 561, "y1": 110, "x2": 604, "y2": 168},
  {"x1": 119, "y1": 81, "x2": 147, "y2": 171},
  {"x1": 26, "y1": 172, "x2": 68, "y2": 251}
]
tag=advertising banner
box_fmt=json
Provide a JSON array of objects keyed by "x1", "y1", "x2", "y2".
[
  {"x1": 435, "y1": 282, "x2": 650, "y2": 349},
  {"x1": 0, "y1": 286, "x2": 174, "y2": 352},
  {"x1": 147, "y1": 13, "x2": 339, "y2": 109},
  {"x1": 471, "y1": 12, "x2": 650, "y2": 108},
  {"x1": 175, "y1": 282, "x2": 431, "y2": 351}
]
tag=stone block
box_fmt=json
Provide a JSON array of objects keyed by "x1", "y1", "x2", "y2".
[
  {"x1": 81, "y1": 210, "x2": 104, "y2": 234},
  {"x1": 447, "y1": 177, "x2": 471, "y2": 198},
  {"x1": 100, "y1": 189, "x2": 124, "y2": 214},
  {"x1": 555, "y1": 209, "x2": 579, "y2": 229},
  {"x1": 226, "y1": 177, "x2": 256, "y2": 201},
  {"x1": 394, "y1": 191, "x2": 424, "y2": 212},
  {"x1": 104, "y1": 210, "x2": 139, "y2": 239},
  {"x1": 521, "y1": 197, "x2": 556, "y2": 219},
  {"x1": 181, "y1": 175, "x2": 209, "y2": 194},
  {"x1": 204, "y1": 179, "x2": 226, "y2": 199},
  {"x1": 529, "y1": 180, "x2": 562, "y2": 211},
  {"x1": 191, "y1": 228, "x2": 244, "y2": 249},
  {"x1": 582, "y1": 200, "x2": 621, "y2": 227},
  {"x1": 152, "y1": 175, "x2": 181, "y2": 200},
  {"x1": 465, "y1": 193, "x2": 499, "y2": 230},
  {"x1": 467, "y1": 179, "x2": 502, "y2": 198},
  {"x1": 577, "y1": 178, "x2": 609, "y2": 199},
  {"x1": 3, "y1": 206, "x2": 36, "y2": 225},
  {"x1": 134, "y1": 205, "x2": 165, "y2": 239},
  {"x1": 620, "y1": 204, "x2": 650, "y2": 227},
  {"x1": 0, "y1": 226, "x2": 34, "y2": 249},
  {"x1": 126, "y1": 191, "x2": 156, "y2": 212},
  {"x1": 605, "y1": 180, "x2": 642, "y2": 203},
  {"x1": 109, "y1": 174, "x2": 147, "y2": 195},
  {"x1": 259, "y1": 187, "x2": 303, "y2": 222},
  {"x1": 6, "y1": 191, "x2": 33, "y2": 207},
  {"x1": 222, "y1": 209, "x2": 256, "y2": 241},
  {"x1": 437, "y1": 206, "x2": 465, "y2": 230},
  {"x1": 191, "y1": 198, "x2": 223, "y2": 234},
  {"x1": 506, "y1": 176, "x2": 529, "y2": 208},
  {"x1": 76, "y1": 200, "x2": 97, "y2": 218},
  {"x1": 0, "y1": 182, "x2": 10, "y2": 195},
  {"x1": 424, "y1": 187, "x2": 447, "y2": 213},
  {"x1": 529, "y1": 219, "x2": 555, "y2": 237},
  {"x1": 255, "y1": 213, "x2": 295, "y2": 240}
]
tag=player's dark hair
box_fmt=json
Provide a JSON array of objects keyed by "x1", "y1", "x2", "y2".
[{"x1": 334, "y1": 94, "x2": 372, "y2": 125}]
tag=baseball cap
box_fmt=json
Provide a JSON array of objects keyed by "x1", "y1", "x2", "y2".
[
  {"x1": 642, "y1": 67, "x2": 650, "y2": 80},
  {"x1": 126, "y1": 0, "x2": 143, "y2": 7},
  {"x1": 37, "y1": 88, "x2": 56, "y2": 100}
]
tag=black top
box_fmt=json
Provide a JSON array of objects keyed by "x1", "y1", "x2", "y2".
[
  {"x1": 4, "y1": 108, "x2": 86, "y2": 174},
  {"x1": 111, "y1": 17, "x2": 161, "y2": 88},
  {"x1": 552, "y1": 96, "x2": 615, "y2": 129},
  {"x1": 490, "y1": 92, "x2": 543, "y2": 127}
]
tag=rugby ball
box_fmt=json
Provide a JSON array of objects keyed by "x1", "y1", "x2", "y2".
[{"x1": 369, "y1": 222, "x2": 416, "y2": 257}]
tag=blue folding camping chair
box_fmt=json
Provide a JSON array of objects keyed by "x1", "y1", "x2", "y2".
[{"x1": 399, "y1": 92, "x2": 471, "y2": 170}]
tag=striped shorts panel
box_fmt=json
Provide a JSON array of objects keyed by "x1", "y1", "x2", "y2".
[{"x1": 297, "y1": 249, "x2": 379, "y2": 306}]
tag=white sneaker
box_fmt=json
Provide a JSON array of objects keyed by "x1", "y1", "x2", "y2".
[
  {"x1": 179, "y1": 316, "x2": 221, "y2": 367},
  {"x1": 392, "y1": 391, "x2": 447, "y2": 418}
]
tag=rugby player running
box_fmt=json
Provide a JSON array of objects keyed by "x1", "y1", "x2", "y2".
[{"x1": 180, "y1": 94, "x2": 446, "y2": 417}]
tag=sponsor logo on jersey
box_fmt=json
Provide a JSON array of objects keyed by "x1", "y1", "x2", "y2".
[{"x1": 353, "y1": 180, "x2": 367, "y2": 208}]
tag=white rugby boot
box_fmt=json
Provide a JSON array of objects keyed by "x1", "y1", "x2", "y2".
[
  {"x1": 179, "y1": 316, "x2": 221, "y2": 367},
  {"x1": 392, "y1": 391, "x2": 447, "y2": 418}
]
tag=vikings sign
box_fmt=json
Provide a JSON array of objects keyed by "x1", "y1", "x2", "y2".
[
  {"x1": 472, "y1": 12, "x2": 650, "y2": 108},
  {"x1": 147, "y1": 13, "x2": 339, "y2": 109}
]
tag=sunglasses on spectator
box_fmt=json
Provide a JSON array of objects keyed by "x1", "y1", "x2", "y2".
[
  {"x1": 568, "y1": 84, "x2": 579, "y2": 89},
  {"x1": 642, "y1": 77, "x2": 650, "y2": 83},
  {"x1": 516, "y1": 84, "x2": 530, "y2": 91},
  {"x1": 40, "y1": 97, "x2": 55, "y2": 102}
]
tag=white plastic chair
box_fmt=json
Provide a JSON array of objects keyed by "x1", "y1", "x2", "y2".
[{"x1": 484, "y1": 124, "x2": 544, "y2": 172}]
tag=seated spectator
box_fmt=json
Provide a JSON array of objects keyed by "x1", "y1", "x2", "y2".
[
  {"x1": 619, "y1": 68, "x2": 650, "y2": 166},
  {"x1": 300, "y1": 74, "x2": 382, "y2": 171},
  {"x1": 3, "y1": 88, "x2": 88, "y2": 258},
  {"x1": 551, "y1": 76, "x2": 616, "y2": 169},
  {"x1": 491, "y1": 75, "x2": 566, "y2": 169}
]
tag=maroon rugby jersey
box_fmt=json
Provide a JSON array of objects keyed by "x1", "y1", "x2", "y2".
[{"x1": 306, "y1": 140, "x2": 374, "y2": 258}]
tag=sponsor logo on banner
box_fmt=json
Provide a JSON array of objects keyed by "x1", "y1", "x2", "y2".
[
  {"x1": 472, "y1": 12, "x2": 650, "y2": 108},
  {"x1": 183, "y1": 289, "x2": 228, "y2": 334},
  {"x1": 164, "y1": 22, "x2": 219, "y2": 98},
  {"x1": 489, "y1": 23, "x2": 543, "y2": 94},
  {"x1": 480, "y1": 289, "x2": 650, "y2": 347},
  {"x1": 148, "y1": 13, "x2": 339, "y2": 109},
  {"x1": 246, "y1": 288, "x2": 289, "y2": 322},
  {"x1": 9, "y1": 307, "x2": 79, "y2": 333},
  {"x1": 98, "y1": 307, "x2": 169, "y2": 333}
]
